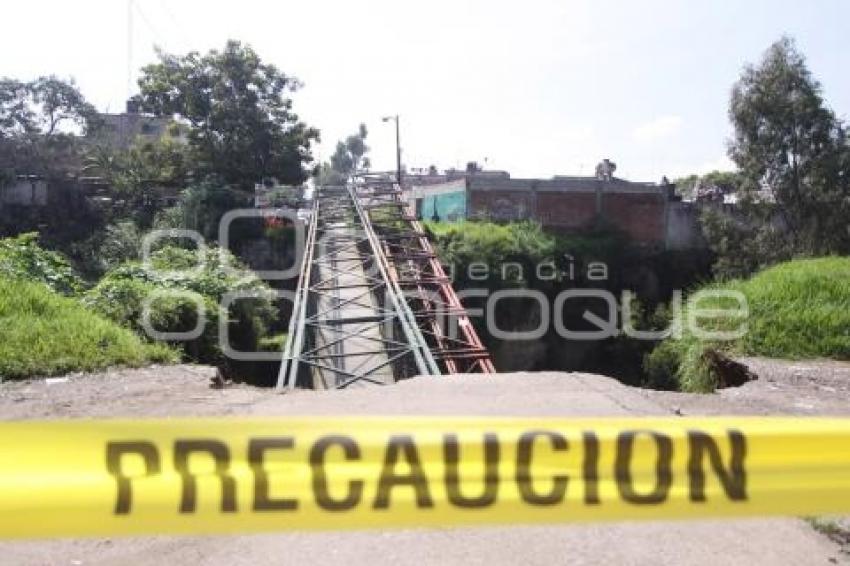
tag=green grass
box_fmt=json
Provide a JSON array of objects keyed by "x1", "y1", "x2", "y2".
[
  {"x1": 258, "y1": 332, "x2": 287, "y2": 352},
  {"x1": 0, "y1": 277, "x2": 177, "y2": 380},
  {"x1": 645, "y1": 257, "x2": 850, "y2": 392},
  {"x1": 735, "y1": 257, "x2": 850, "y2": 359}
]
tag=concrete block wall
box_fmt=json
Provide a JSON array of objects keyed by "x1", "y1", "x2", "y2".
[
  {"x1": 468, "y1": 189, "x2": 534, "y2": 221},
  {"x1": 665, "y1": 201, "x2": 707, "y2": 250},
  {"x1": 0, "y1": 179, "x2": 48, "y2": 207}
]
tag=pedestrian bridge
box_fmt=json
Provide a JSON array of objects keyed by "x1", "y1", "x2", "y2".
[{"x1": 277, "y1": 179, "x2": 494, "y2": 389}]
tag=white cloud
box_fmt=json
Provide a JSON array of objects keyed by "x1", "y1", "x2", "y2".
[{"x1": 632, "y1": 115, "x2": 683, "y2": 143}]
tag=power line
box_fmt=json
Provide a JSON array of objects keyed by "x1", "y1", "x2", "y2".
[
  {"x1": 133, "y1": 1, "x2": 168, "y2": 48},
  {"x1": 156, "y1": 0, "x2": 193, "y2": 51}
]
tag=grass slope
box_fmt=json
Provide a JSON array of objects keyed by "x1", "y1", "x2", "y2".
[
  {"x1": 734, "y1": 257, "x2": 850, "y2": 359},
  {"x1": 646, "y1": 257, "x2": 850, "y2": 392},
  {"x1": 0, "y1": 278, "x2": 177, "y2": 380}
]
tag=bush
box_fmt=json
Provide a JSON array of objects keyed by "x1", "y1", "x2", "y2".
[
  {"x1": 425, "y1": 220, "x2": 626, "y2": 290},
  {"x1": 99, "y1": 221, "x2": 144, "y2": 267},
  {"x1": 646, "y1": 256, "x2": 850, "y2": 392},
  {"x1": 642, "y1": 341, "x2": 681, "y2": 391},
  {"x1": 675, "y1": 342, "x2": 722, "y2": 393},
  {"x1": 81, "y1": 278, "x2": 153, "y2": 324},
  {"x1": 84, "y1": 244, "x2": 276, "y2": 364},
  {"x1": 153, "y1": 206, "x2": 186, "y2": 231},
  {"x1": 699, "y1": 205, "x2": 790, "y2": 280},
  {"x1": 179, "y1": 179, "x2": 256, "y2": 243},
  {"x1": 70, "y1": 221, "x2": 144, "y2": 277},
  {"x1": 258, "y1": 332, "x2": 287, "y2": 352},
  {"x1": 0, "y1": 233, "x2": 83, "y2": 295},
  {"x1": 83, "y1": 278, "x2": 222, "y2": 363},
  {"x1": 424, "y1": 221, "x2": 555, "y2": 287},
  {"x1": 0, "y1": 277, "x2": 176, "y2": 379}
]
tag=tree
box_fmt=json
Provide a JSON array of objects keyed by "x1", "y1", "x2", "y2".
[
  {"x1": 1, "y1": 75, "x2": 99, "y2": 138},
  {"x1": 27, "y1": 76, "x2": 100, "y2": 136},
  {"x1": 672, "y1": 174, "x2": 700, "y2": 199},
  {"x1": 0, "y1": 76, "x2": 100, "y2": 179},
  {"x1": 315, "y1": 123, "x2": 370, "y2": 185},
  {"x1": 85, "y1": 137, "x2": 189, "y2": 193},
  {"x1": 727, "y1": 36, "x2": 850, "y2": 256},
  {"x1": 673, "y1": 170, "x2": 742, "y2": 200},
  {"x1": 179, "y1": 178, "x2": 254, "y2": 243},
  {"x1": 700, "y1": 37, "x2": 850, "y2": 278},
  {"x1": 0, "y1": 79, "x2": 33, "y2": 138},
  {"x1": 83, "y1": 137, "x2": 190, "y2": 227},
  {"x1": 702, "y1": 170, "x2": 742, "y2": 193},
  {"x1": 134, "y1": 40, "x2": 319, "y2": 190}
]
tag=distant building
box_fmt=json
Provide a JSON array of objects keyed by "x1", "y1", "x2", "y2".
[
  {"x1": 405, "y1": 162, "x2": 700, "y2": 248},
  {"x1": 88, "y1": 99, "x2": 186, "y2": 150},
  {"x1": 0, "y1": 175, "x2": 97, "y2": 238},
  {"x1": 404, "y1": 163, "x2": 511, "y2": 187},
  {"x1": 0, "y1": 176, "x2": 48, "y2": 208},
  {"x1": 409, "y1": 179, "x2": 468, "y2": 222}
]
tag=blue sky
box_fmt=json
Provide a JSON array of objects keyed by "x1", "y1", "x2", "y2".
[{"x1": 2, "y1": 0, "x2": 848, "y2": 181}]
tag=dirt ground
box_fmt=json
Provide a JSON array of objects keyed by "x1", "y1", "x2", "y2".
[
  {"x1": 642, "y1": 357, "x2": 850, "y2": 416},
  {"x1": 1, "y1": 358, "x2": 849, "y2": 565}
]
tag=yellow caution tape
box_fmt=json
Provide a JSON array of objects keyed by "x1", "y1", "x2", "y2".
[{"x1": 1, "y1": 416, "x2": 850, "y2": 538}]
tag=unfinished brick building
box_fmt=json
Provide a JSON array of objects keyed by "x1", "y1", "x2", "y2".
[{"x1": 406, "y1": 169, "x2": 689, "y2": 247}]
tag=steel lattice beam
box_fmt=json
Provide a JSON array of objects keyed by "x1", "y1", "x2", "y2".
[
  {"x1": 276, "y1": 186, "x2": 439, "y2": 390},
  {"x1": 352, "y1": 178, "x2": 495, "y2": 375}
]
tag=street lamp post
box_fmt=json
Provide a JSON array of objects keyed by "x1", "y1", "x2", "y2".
[{"x1": 382, "y1": 114, "x2": 402, "y2": 186}]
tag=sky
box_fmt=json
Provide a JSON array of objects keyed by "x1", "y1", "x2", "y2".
[{"x1": 2, "y1": 0, "x2": 848, "y2": 181}]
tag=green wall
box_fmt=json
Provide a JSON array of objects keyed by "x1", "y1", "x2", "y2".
[{"x1": 418, "y1": 190, "x2": 466, "y2": 222}]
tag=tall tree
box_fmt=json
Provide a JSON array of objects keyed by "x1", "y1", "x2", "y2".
[
  {"x1": 134, "y1": 40, "x2": 319, "y2": 190},
  {"x1": 28, "y1": 76, "x2": 100, "y2": 136},
  {"x1": 0, "y1": 75, "x2": 99, "y2": 138},
  {"x1": 727, "y1": 36, "x2": 850, "y2": 256},
  {"x1": 0, "y1": 79, "x2": 34, "y2": 138},
  {"x1": 315, "y1": 123, "x2": 370, "y2": 185},
  {"x1": 0, "y1": 76, "x2": 100, "y2": 179},
  {"x1": 702, "y1": 37, "x2": 850, "y2": 278}
]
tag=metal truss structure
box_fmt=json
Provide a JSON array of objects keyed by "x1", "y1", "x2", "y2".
[
  {"x1": 277, "y1": 181, "x2": 493, "y2": 390},
  {"x1": 277, "y1": 185, "x2": 440, "y2": 390},
  {"x1": 352, "y1": 177, "x2": 495, "y2": 374}
]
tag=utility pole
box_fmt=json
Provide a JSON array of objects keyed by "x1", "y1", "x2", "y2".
[
  {"x1": 382, "y1": 115, "x2": 402, "y2": 186},
  {"x1": 127, "y1": 0, "x2": 133, "y2": 100}
]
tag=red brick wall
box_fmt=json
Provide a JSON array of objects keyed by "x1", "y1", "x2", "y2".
[
  {"x1": 601, "y1": 192, "x2": 665, "y2": 244},
  {"x1": 536, "y1": 192, "x2": 597, "y2": 229},
  {"x1": 468, "y1": 188, "x2": 666, "y2": 245}
]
